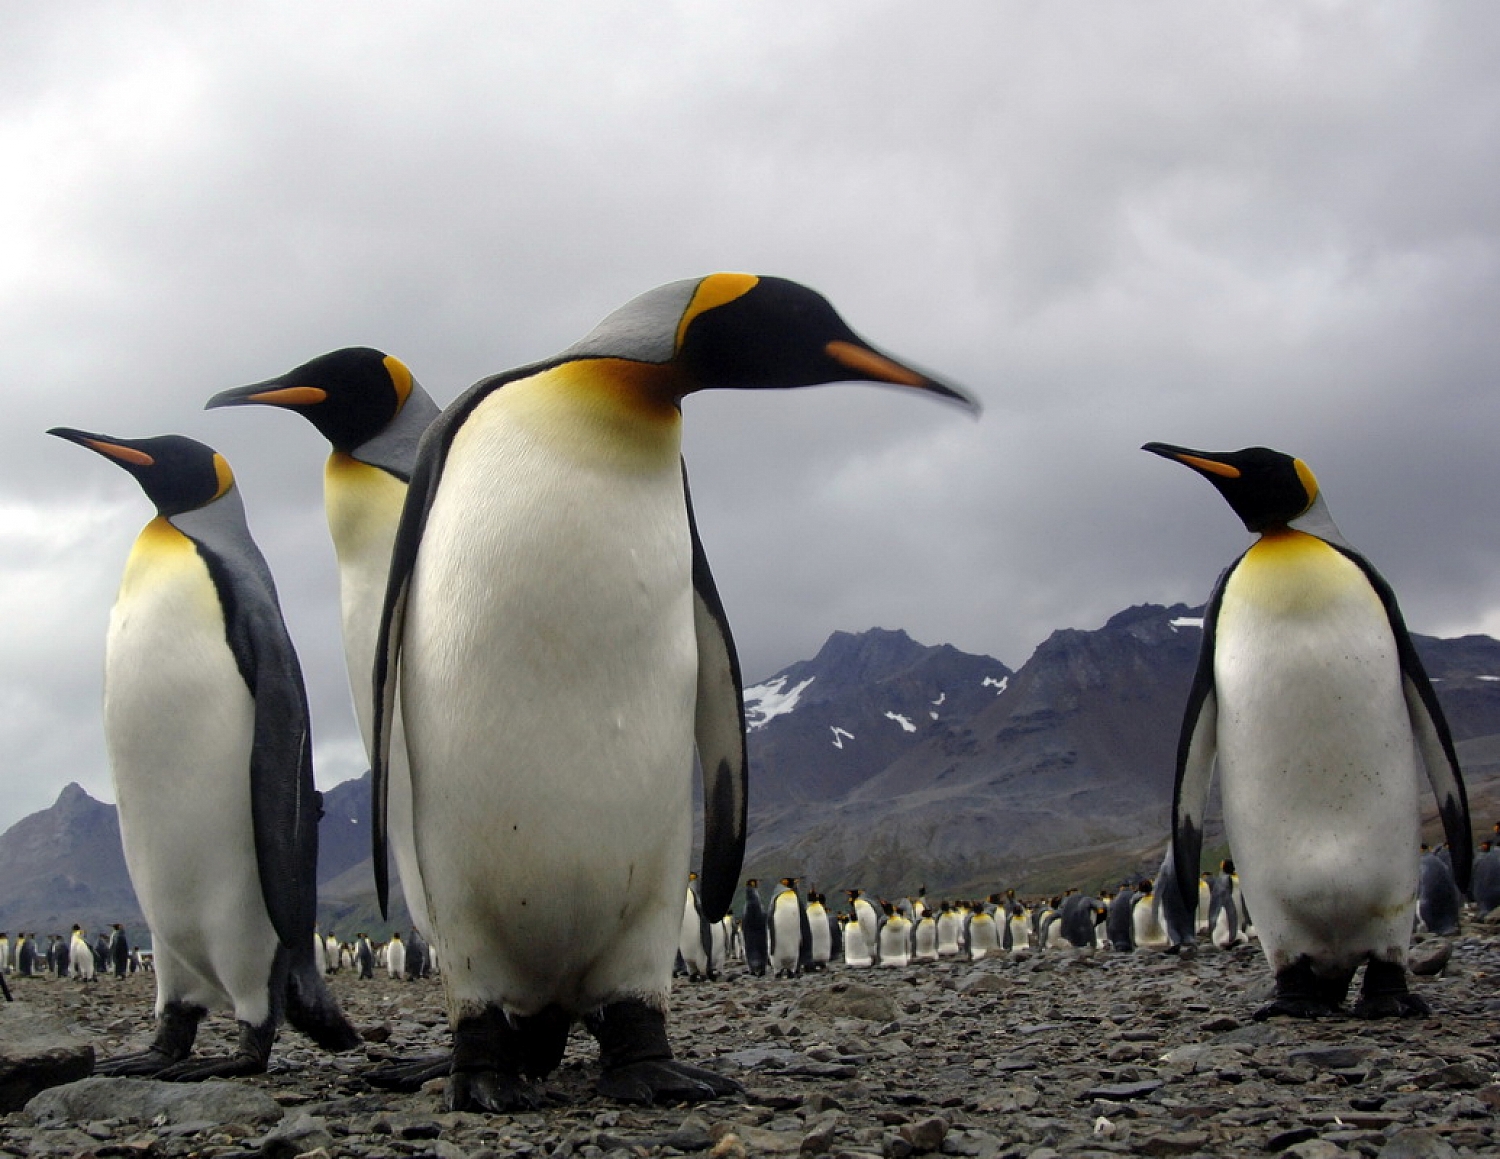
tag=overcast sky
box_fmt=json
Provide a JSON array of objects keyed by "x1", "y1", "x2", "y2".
[{"x1": 4, "y1": 3, "x2": 1500, "y2": 835}]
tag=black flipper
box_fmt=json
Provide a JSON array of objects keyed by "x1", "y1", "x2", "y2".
[
  {"x1": 174, "y1": 494, "x2": 319, "y2": 952},
  {"x1": 1170, "y1": 575, "x2": 1229, "y2": 917},
  {"x1": 1332, "y1": 546, "x2": 1473, "y2": 893},
  {"x1": 683, "y1": 465, "x2": 748, "y2": 924}
]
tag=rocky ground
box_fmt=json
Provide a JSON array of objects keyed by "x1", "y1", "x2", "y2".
[{"x1": 2, "y1": 928, "x2": 1498, "y2": 1159}]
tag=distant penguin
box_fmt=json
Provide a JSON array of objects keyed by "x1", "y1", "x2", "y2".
[
  {"x1": 741, "y1": 880, "x2": 769, "y2": 978},
  {"x1": 1006, "y1": 905, "x2": 1032, "y2": 952},
  {"x1": 357, "y1": 935, "x2": 375, "y2": 980},
  {"x1": 0, "y1": 932, "x2": 9, "y2": 974},
  {"x1": 1147, "y1": 442, "x2": 1472, "y2": 1018},
  {"x1": 1154, "y1": 845, "x2": 1198, "y2": 951},
  {"x1": 387, "y1": 933, "x2": 408, "y2": 980},
  {"x1": 805, "y1": 892, "x2": 831, "y2": 972},
  {"x1": 935, "y1": 903, "x2": 966, "y2": 958},
  {"x1": 1131, "y1": 881, "x2": 1168, "y2": 949},
  {"x1": 912, "y1": 911, "x2": 939, "y2": 961},
  {"x1": 1472, "y1": 842, "x2": 1500, "y2": 915},
  {"x1": 847, "y1": 890, "x2": 881, "y2": 964},
  {"x1": 678, "y1": 873, "x2": 716, "y2": 981},
  {"x1": 366, "y1": 274, "x2": 974, "y2": 1110},
  {"x1": 841, "y1": 914, "x2": 874, "y2": 968},
  {"x1": 1208, "y1": 870, "x2": 1244, "y2": 949},
  {"x1": 70, "y1": 926, "x2": 95, "y2": 981},
  {"x1": 17, "y1": 935, "x2": 36, "y2": 976},
  {"x1": 50, "y1": 429, "x2": 359, "y2": 1077},
  {"x1": 878, "y1": 902, "x2": 912, "y2": 967},
  {"x1": 406, "y1": 930, "x2": 430, "y2": 979},
  {"x1": 207, "y1": 349, "x2": 440, "y2": 940},
  {"x1": 1058, "y1": 895, "x2": 1103, "y2": 949},
  {"x1": 109, "y1": 924, "x2": 130, "y2": 979},
  {"x1": 1105, "y1": 888, "x2": 1135, "y2": 952},
  {"x1": 966, "y1": 906, "x2": 1001, "y2": 960},
  {"x1": 1416, "y1": 847, "x2": 1462, "y2": 936},
  {"x1": 769, "y1": 878, "x2": 809, "y2": 978},
  {"x1": 324, "y1": 934, "x2": 341, "y2": 975}
]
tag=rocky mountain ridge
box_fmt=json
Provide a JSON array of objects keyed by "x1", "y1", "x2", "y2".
[{"x1": 6, "y1": 606, "x2": 1500, "y2": 938}]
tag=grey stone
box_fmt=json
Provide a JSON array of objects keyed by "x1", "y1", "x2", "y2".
[
  {"x1": 1375, "y1": 1127, "x2": 1460, "y2": 1158},
  {"x1": 796, "y1": 984, "x2": 899, "y2": 1023},
  {"x1": 260, "y1": 1113, "x2": 335, "y2": 1159},
  {"x1": 26, "y1": 1075, "x2": 285, "y2": 1127},
  {"x1": 0, "y1": 1008, "x2": 94, "y2": 1112},
  {"x1": 1286, "y1": 1045, "x2": 1376, "y2": 1070},
  {"x1": 1408, "y1": 941, "x2": 1452, "y2": 977}
]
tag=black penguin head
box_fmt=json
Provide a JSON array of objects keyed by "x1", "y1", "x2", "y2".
[
  {"x1": 1143, "y1": 443, "x2": 1320, "y2": 533},
  {"x1": 205, "y1": 347, "x2": 416, "y2": 452},
  {"x1": 566, "y1": 273, "x2": 978, "y2": 410},
  {"x1": 48, "y1": 429, "x2": 234, "y2": 517}
]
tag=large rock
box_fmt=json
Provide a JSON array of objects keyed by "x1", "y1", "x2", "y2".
[
  {"x1": 25, "y1": 1075, "x2": 284, "y2": 1127},
  {"x1": 0, "y1": 1008, "x2": 94, "y2": 1112}
]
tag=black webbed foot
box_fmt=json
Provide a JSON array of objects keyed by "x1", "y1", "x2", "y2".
[
  {"x1": 1352, "y1": 959, "x2": 1431, "y2": 1019},
  {"x1": 586, "y1": 997, "x2": 741, "y2": 1106},
  {"x1": 365, "y1": 1052, "x2": 452, "y2": 1092},
  {"x1": 444, "y1": 1004, "x2": 569, "y2": 1113},
  {"x1": 1252, "y1": 959, "x2": 1352, "y2": 1021},
  {"x1": 96, "y1": 1000, "x2": 203, "y2": 1076},
  {"x1": 596, "y1": 1057, "x2": 743, "y2": 1104},
  {"x1": 157, "y1": 1017, "x2": 274, "y2": 1082}
]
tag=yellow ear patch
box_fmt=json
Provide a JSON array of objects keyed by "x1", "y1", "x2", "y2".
[
  {"x1": 86, "y1": 439, "x2": 154, "y2": 467},
  {"x1": 384, "y1": 356, "x2": 414, "y2": 407},
  {"x1": 248, "y1": 386, "x2": 327, "y2": 407},
  {"x1": 211, "y1": 453, "x2": 235, "y2": 500},
  {"x1": 676, "y1": 273, "x2": 759, "y2": 352},
  {"x1": 1293, "y1": 458, "x2": 1319, "y2": 505},
  {"x1": 1178, "y1": 453, "x2": 1241, "y2": 479}
]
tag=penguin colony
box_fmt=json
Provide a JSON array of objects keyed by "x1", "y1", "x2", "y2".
[{"x1": 43, "y1": 272, "x2": 1482, "y2": 1108}]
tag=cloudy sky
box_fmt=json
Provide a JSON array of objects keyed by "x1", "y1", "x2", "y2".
[{"x1": 4, "y1": 3, "x2": 1500, "y2": 835}]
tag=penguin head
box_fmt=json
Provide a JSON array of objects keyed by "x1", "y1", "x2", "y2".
[
  {"x1": 206, "y1": 348, "x2": 417, "y2": 452},
  {"x1": 564, "y1": 273, "x2": 978, "y2": 410},
  {"x1": 48, "y1": 429, "x2": 235, "y2": 517},
  {"x1": 1143, "y1": 443, "x2": 1320, "y2": 533}
]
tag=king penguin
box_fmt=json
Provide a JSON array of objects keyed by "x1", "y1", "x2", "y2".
[
  {"x1": 369, "y1": 274, "x2": 975, "y2": 1110},
  {"x1": 205, "y1": 348, "x2": 441, "y2": 941},
  {"x1": 48, "y1": 429, "x2": 360, "y2": 1076},
  {"x1": 1146, "y1": 442, "x2": 1472, "y2": 1018}
]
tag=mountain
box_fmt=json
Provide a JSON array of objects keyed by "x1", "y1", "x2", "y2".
[
  {"x1": 6, "y1": 608, "x2": 1500, "y2": 937},
  {"x1": 0, "y1": 775, "x2": 410, "y2": 943}
]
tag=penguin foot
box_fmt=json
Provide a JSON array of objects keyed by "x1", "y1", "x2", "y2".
[
  {"x1": 364, "y1": 1052, "x2": 452, "y2": 1092},
  {"x1": 446, "y1": 1068, "x2": 551, "y2": 1113},
  {"x1": 155, "y1": 1051, "x2": 269, "y2": 1081},
  {"x1": 1352, "y1": 960, "x2": 1430, "y2": 1019},
  {"x1": 96, "y1": 1000, "x2": 203, "y2": 1075},
  {"x1": 1252, "y1": 995, "x2": 1338, "y2": 1021},
  {"x1": 157, "y1": 1018, "x2": 274, "y2": 1081},
  {"x1": 94, "y1": 1048, "x2": 188, "y2": 1077},
  {"x1": 596, "y1": 1058, "x2": 743, "y2": 1105},
  {"x1": 585, "y1": 997, "x2": 742, "y2": 1106},
  {"x1": 1252, "y1": 960, "x2": 1351, "y2": 1020}
]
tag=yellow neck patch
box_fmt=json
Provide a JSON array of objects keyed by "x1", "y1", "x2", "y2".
[
  {"x1": 676, "y1": 273, "x2": 758, "y2": 352},
  {"x1": 211, "y1": 454, "x2": 235, "y2": 501},
  {"x1": 384, "y1": 355, "x2": 414, "y2": 408}
]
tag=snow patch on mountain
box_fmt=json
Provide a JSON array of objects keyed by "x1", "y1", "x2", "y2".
[
  {"x1": 982, "y1": 675, "x2": 1009, "y2": 695},
  {"x1": 830, "y1": 726, "x2": 854, "y2": 750},
  {"x1": 744, "y1": 675, "x2": 815, "y2": 730},
  {"x1": 884, "y1": 711, "x2": 917, "y2": 733}
]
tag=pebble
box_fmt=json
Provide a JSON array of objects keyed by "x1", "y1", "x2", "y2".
[{"x1": 1, "y1": 931, "x2": 1497, "y2": 1157}]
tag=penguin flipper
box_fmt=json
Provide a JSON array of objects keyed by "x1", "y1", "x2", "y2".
[
  {"x1": 1337, "y1": 547, "x2": 1474, "y2": 893},
  {"x1": 190, "y1": 531, "x2": 320, "y2": 952},
  {"x1": 1171, "y1": 582, "x2": 1224, "y2": 916},
  {"x1": 684, "y1": 465, "x2": 748, "y2": 924}
]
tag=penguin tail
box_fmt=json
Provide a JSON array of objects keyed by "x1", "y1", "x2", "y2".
[{"x1": 285, "y1": 959, "x2": 363, "y2": 1052}]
